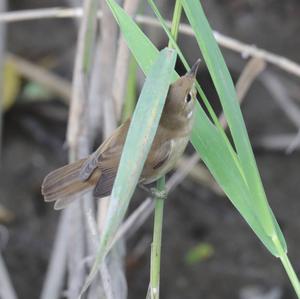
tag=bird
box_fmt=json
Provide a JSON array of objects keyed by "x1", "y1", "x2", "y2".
[{"x1": 41, "y1": 59, "x2": 201, "y2": 210}]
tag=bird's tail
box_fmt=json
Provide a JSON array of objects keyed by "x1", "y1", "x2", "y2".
[{"x1": 41, "y1": 158, "x2": 100, "y2": 210}]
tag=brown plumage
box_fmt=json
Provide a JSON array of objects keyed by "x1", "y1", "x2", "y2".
[{"x1": 41, "y1": 59, "x2": 200, "y2": 210}]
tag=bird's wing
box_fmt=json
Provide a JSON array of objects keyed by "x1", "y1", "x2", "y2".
[
  {"x1": 93, "y1": 131, "x2": 172, "y2": 196},
  {"x1": 151, "y1": 141, "x2": 172, "y2": 169},
  {"x1": 92, "y1": 121, "x2": 131, "y2": 197},
  {"x1": 79, "y1": 120, "x2": 130, "y2": 181},
  {"x1": 141, "y1": 138, "x2": 172, "y2": 179},
  {"x1": 93, "y1": 167, "x2": 117, "y2": 197}
]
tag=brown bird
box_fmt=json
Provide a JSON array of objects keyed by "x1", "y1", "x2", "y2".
[{"x1": 41, "y1": 59, "x2": 200, "y2": 210}]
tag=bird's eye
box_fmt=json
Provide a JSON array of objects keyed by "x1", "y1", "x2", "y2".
[{"x1": 185, "y1": 92, "x2": 192, "y2": 103}]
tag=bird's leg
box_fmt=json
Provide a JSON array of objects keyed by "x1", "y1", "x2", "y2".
[{"x1": 138, "y1": 183, "x2": 168, "y2": 200}]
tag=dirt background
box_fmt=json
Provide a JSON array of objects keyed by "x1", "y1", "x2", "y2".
[{"x1": 1, "y1": 0, "x2": 300, "y2": 298}]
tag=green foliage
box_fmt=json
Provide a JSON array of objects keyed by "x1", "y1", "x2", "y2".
[
  {"x1": 181, "y1": 0, "x2": 286, "y2": 251},
  {"x1": 107, "y1": 0, "x2": 286, "y2": 256},
  {"x1": 148, "y1": 0, "x2": 287, "y2": 255},
  {"x1": 79, "y1": 0, "x2": 300, "y2": 297}
]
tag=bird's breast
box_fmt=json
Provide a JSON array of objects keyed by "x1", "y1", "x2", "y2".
[{"x1": 141, "y1": 136, "x2": 189, "y2": 184}]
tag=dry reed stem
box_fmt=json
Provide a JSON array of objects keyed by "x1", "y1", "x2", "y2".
[
  {"x1": 254, "y1": 134, "x2": 300, "y2": 152},
  {"x1": 260, "y1": 71, "x2": 300, "y2": 152},
  {"x1": 112, "y1": 0, "x2": 140, "y2": 119},
  {"x1": 67, "y1": 0, "x2": 100, "y2": 297},
  {"x1": 1, "y1": 8, "x2": 300, "y2": 78},
  {"x1": 98, "y1": 1, "x2": 127, "y2": 298},
  {"x1": 261, "y1": 72, "x2": 300, "y2": 128},
  {"x1": 41, "y1": 209, "x2": 71, "y2": 299},
  {"x1": 99, "y1": 1, "x2": 118, "y2": 138},
  {"x1": 42, "y1": 1, "x2": 99, "y2": 298},
  {"x1": 287, "y1": 130, "x2": 300, "y2": 153}
]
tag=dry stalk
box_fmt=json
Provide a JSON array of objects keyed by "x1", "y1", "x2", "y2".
[
  {"x1": 0, "y1": 8, "x2": 299, "y2": 78},
  {"x1": 260, "y1": 71, "x2": 300, "y2": 153},
  {"x1": 287, "y1": 130, "x2": 300, "y2": 153},
  {"x1": 41, "y1": 209, "x2": 71, "y2": 299},
  {"x1": 66, "y1": 0, "x2": 100, "y2": 297},
  {"x1": 95, "y1": 1, "x2": 127, "y2": 298},
  {"x1": 254, "y1": 134, "x2": 300, "y2": 152},
  {"x1": 42, "y1": 0, "x2": 99, "y2": 298},
  {"x1": 96, "y1": 0, "x2": 118, "y2": 140},
  {"x1": 112, "y1": 0, "x2": 140, "y2": 119},
  {"x1": 260, "y1": 72, "x2": 300, "y2": 128}
]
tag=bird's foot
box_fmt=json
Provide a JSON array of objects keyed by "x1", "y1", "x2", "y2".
[
  {"x1": 150, "y1": 188, "x2": 168, "y2": 200},
  {"x1": 139, "y1": 184, "x2": 168, "y2": 200}
]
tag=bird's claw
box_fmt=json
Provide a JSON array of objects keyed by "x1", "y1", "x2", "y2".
[{"x1": 150, "y1": 188, "x2": 168, "y2": 200}]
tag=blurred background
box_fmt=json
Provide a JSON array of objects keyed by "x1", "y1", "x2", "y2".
[{"x1": 0, "y1": 0, "x2": 300, "y2": 298}]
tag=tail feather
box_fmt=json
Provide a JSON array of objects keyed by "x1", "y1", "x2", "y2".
[
  {"x1": 43, "y1": 159, "x2": 85, "y2": 192},
  {"x1": 41, "y1": 158, "x2": 101, "y2": 209}
]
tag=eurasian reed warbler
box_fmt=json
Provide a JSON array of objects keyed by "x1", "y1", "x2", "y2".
[{"x1": 42, "y1": 59, "x2": 201, "y2": 209}]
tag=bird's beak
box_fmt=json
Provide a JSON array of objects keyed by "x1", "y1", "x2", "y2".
[{"x1": 186, "y1": 58, "x2": 201, "y2": 78}]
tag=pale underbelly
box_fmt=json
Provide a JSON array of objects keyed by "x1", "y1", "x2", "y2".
[{"x1": 141, "y1": 136, "x2": 189, "y2": 184}]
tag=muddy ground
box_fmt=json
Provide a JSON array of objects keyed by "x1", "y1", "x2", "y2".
[{"x1": 1, "y1": 1, "x2": 300, "y2": 298}]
